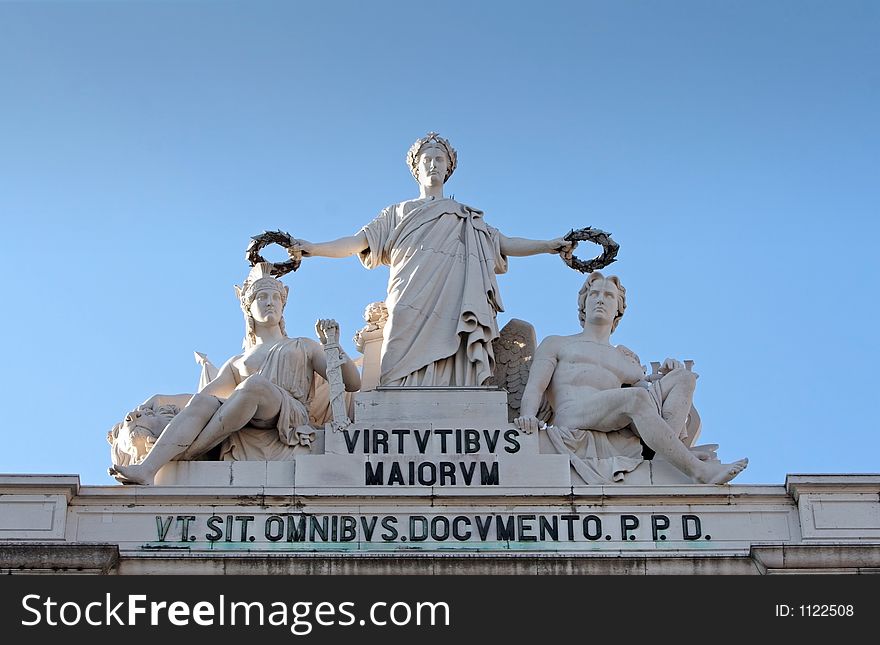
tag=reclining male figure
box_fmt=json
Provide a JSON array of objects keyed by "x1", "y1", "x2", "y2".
[{"x1": 515, "y1": 272, "x2": 748, "y2": 485}]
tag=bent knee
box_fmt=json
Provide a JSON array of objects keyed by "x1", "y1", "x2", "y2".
[
  {"x1": 666, "y1": 368, "x2": 697, "y2": 390},
  {"x1": 626, "y1": 388, "x2": 655, "y2": 416},
  {"x1": 239, "y1": 373, "x2": 272, "y2": 394},
  {"x1": 189, "y1": 393, "x2": 222, "y2": 414},
  {"x1": 236, "y1": 374, "x2": 279, "y2": 405}
]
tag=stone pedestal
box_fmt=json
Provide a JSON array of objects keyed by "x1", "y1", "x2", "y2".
[
  {"x1": 154, "y1": 387, "x2": 570, "y2": 489},
  {"x1": 150, "y1": 387, "x2": 711, "y2": 489},
  {"x1": 356, "y1": 331, "x2": 384, "y2": 391}
]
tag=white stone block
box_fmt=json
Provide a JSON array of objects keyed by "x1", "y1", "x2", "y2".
[
  {"x1": 0, "y1": 494, "x2": 67, "y2": 540},
  {"x1": 353, "y1": 387, "x2": 510, "y2": 425},
  {"x1": 621, "y1": 461, "x2": 652, "y2": 486},
  {"x1": 265, "y1": 461, "x2": 297, "y2": 487},
  {"x1": 155, "y1": 461, "x2": 295, "y2": 487},
  {"x1": 494, "y1": 454, "x2": 571, "y2": 487},
  {"x1": 649, "y1": 456, "x2": 695, "y2": 485},
  {"x1": 800, "y1": 494, "x2": 880, "y2": 540},
  {"x1": 295, "y1": 455, "x2": 366, "y2": 487}
]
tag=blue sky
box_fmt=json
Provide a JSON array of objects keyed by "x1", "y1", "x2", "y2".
[{"x1": 0, "y1": 0, "x2": 877, "y2": 485}]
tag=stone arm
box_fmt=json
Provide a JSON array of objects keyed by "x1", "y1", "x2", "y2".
[
  {"x1": 295, "y1": 232, "x2": 369, "y2": 259},
  {"x1": 138, "y1": 393, "x2": 193, "y2": 412},
  {"x1": 514, "y1": 339, "x2": 559, "y2": 433},
  {"x1": 308, "y1": 338, "x2": 361, "y2": 392},
  {"x1": 499, "y1": 233, "x2": 573, "y2": 260}
]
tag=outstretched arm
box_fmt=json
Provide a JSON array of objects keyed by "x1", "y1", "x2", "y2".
[
  {"x1": 139, "y1": 393, "x2": 193, "y2": 411},
  {"x1": 499, "y1": 233, "x2": 574, "y2": 261},
  {"x1": 515, "y1": 338, "x2": 559, "y2": 433},
  {"x1": 295, "y1": 232, "x2": 369, "y2": 259}
]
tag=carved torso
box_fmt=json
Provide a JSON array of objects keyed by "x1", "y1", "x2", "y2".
[
  {"x1": 545, "y1": 336, "x2": 644, "y2": 423},
  {"x1": 234, "y1": 342, "x2": 278, "y2": 379}
]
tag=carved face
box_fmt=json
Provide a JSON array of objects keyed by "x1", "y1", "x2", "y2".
[
  {"x1": 415, "y1": 144, "x2": 449, "y2": 188},
  {"x1": 249, "y1": 287, "x2": 284, "y2": 325},
  {"x1": 108, "y1": 407, "x2": 174, "y2": 467},
  {"x1": 364, "y1": 302, "x2": 388, "y2": 324},
  {"x1": 584, "y1": 278, "x2": 620, "y2": 327}
]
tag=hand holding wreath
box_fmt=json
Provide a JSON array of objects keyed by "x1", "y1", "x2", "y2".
[
  {"x1": 560, "y1": 227, "x2": 619, "y2": 274},
  {"x1": 244, "y1": 230, "x2": 301, "y2": 277}
]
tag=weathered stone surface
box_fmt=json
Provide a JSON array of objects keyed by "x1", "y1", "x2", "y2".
[
  {"x1": 0, "y1": 543, "x2": 119, "y2": 574},
  {"x1": 1, "y1": 474, "x2": 877, "y2": 574},
  {"x1": 155, "y1": 461, "x2": 295, "y2": 487},
  {"x1": 786, "y1": 475, "x2": 880, "y2": 541},
  {"x1": 351, "y1": 387, "x2": 511, "y2": 425}
]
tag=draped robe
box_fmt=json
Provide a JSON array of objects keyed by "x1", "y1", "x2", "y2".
[
  {"x1": 219, "y1": 338, "x2": 315, "y2": 461},
  {"x1": 359, "y1": 197, "x2": 508, "y2": 386}
]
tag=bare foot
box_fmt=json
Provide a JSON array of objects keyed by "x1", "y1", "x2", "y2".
[
  {"x1": 109, "y1": 464, "x2": 155, "y2": 486},
  {"x1": 697, "y1": 458, "x2": 748, "y2": 484}
]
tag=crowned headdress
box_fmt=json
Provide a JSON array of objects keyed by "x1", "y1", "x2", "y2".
[
  {"x1": 406, "y1": 132, "x2": 458, "y2": 182},
  {"x1": 235, "y1": 262, "x2": 289, "y2": 348}
]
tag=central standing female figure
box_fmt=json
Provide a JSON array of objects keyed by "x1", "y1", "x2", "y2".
[{"x1": 294, "y1": 133, "x2": 573, "y2": 386}]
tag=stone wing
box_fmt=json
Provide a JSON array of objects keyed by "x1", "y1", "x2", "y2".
[
  {"x1": 194, "y1": 351, "x2": 219, "y2": 392},
  {"x1": 488, "y1": 319, "x2": 552, "y2": 423}
]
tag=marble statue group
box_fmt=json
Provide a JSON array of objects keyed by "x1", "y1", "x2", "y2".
[{"x1": 109, "y1": 132, "x2": 747, "y2": 486}]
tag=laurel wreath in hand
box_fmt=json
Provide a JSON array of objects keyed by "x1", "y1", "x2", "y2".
[
  {"x1": 245, "y1": 230, "x2": 301, "y2": 277},
  {"x1": 561, "y1": 227, "x2": 620, "y2": 273}
]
